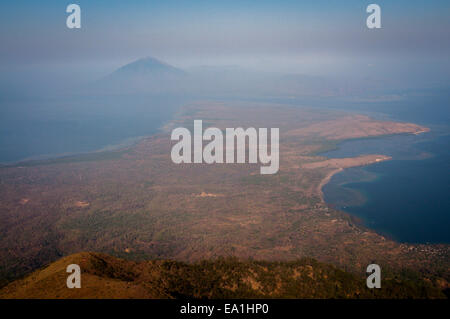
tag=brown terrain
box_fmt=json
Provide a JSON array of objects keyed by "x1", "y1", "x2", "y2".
[
  {"x1": 0, "y1": 101, "x2": 448, "y2": 298},
  {"x1": 285, "y1": 114, "x2": 430, "y2": 140},
  {"x1": 0, "y1": 252, "x2": 443, "y2": 299}
]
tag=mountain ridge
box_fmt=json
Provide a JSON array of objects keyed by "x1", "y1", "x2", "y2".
[
  {"x1": 110, "y1": 57, "x2": 187, "y2": 78},
  {"x1": 95, "y1": 56, "x2": 188, "y2": 94},
  {"x1": 0, "y1": 252, "x2": 445, "y2": 299}
]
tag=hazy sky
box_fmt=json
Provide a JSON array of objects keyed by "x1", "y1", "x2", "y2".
[{"x1": 1, "y1": 1, "x2": 449, "y2": 83}]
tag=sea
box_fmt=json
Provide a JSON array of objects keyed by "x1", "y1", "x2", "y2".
[
  {"x1": 320, "y1": 89, "x2": 450, "y2": 244},
  {"x1": 0, "y1": 93, "x2": 187, "y2": 163}
]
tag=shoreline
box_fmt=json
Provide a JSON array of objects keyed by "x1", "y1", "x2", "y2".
[
  {"x1": 315, "y1": 128, "x2": 430, "y2": 203},
  {"x1": 0, "y1": 137, "x2": 148, "y2": 168},
  {"x1": 317, "y1": 168, "x2": 343, "y2": 201},
  {"x1": 314, "y1": 155, "x2": 392, "y2": 202},
  {"x1": 0, "y1": 119, "x2": 178, "y2": 167}
]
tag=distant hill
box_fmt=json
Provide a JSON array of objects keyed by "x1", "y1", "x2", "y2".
[
  {"x1": 90, "y1": 57, "x2": 351, "y2": 97},
  {"x1": 97, "y1": 57, "x2": 188, "y2": 94},
  {"x1": 109, "y1": 57, "x2": 187, "y2": 79},
  {"x1": 0, "y1": 252, "x2": 444, "y2": 299}
]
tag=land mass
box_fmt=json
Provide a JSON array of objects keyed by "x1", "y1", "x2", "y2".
[
  {"x1": 0, "y1": 101, "x2": 447, "y2": 298},
  {"x1": 302, "y1": 155, "x2": 392, "y2": 200}
]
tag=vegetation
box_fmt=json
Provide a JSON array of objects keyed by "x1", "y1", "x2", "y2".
[
  {"x1": 0, "y1": 252, "x2": 445, "y2": 299},
  {"x1": 0, "y1": 102, "x2": 447, "y2": 297}
]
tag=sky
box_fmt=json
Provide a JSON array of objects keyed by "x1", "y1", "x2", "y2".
[{"x1": 0, "y1": 0, "x2": 449, "y2": 85}]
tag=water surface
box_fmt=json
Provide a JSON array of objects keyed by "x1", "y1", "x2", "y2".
[{"x1": 322, "y1": 130, "x2": 450, "y2": 244}]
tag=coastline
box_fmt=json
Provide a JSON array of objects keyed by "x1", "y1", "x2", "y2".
[
  {"x1": 317, "y1": 168, "x2": 343, "y2": 201},
  {"x1": 313, "y1": 128, "x2": 430, "y2": 203},
  {"x1": 312, "y1": 155, "x2": 392, "y2": 202}
]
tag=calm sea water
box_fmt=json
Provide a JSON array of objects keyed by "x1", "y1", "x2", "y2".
[
  {"x1": 321, "y1": 91, "x2": 450, "y2": 243},
  {"x1": 0, "y1": 94, "x2": 186, "y2": 163}
]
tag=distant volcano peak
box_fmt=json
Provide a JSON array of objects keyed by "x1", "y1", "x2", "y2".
[{"x1": 112, "y1": 56, "x2": 186, "y2": 78}]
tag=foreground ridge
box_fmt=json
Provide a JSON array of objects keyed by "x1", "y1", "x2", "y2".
[{"x1": 0, "y1": 252, "x2": 445, "y2": 299}]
